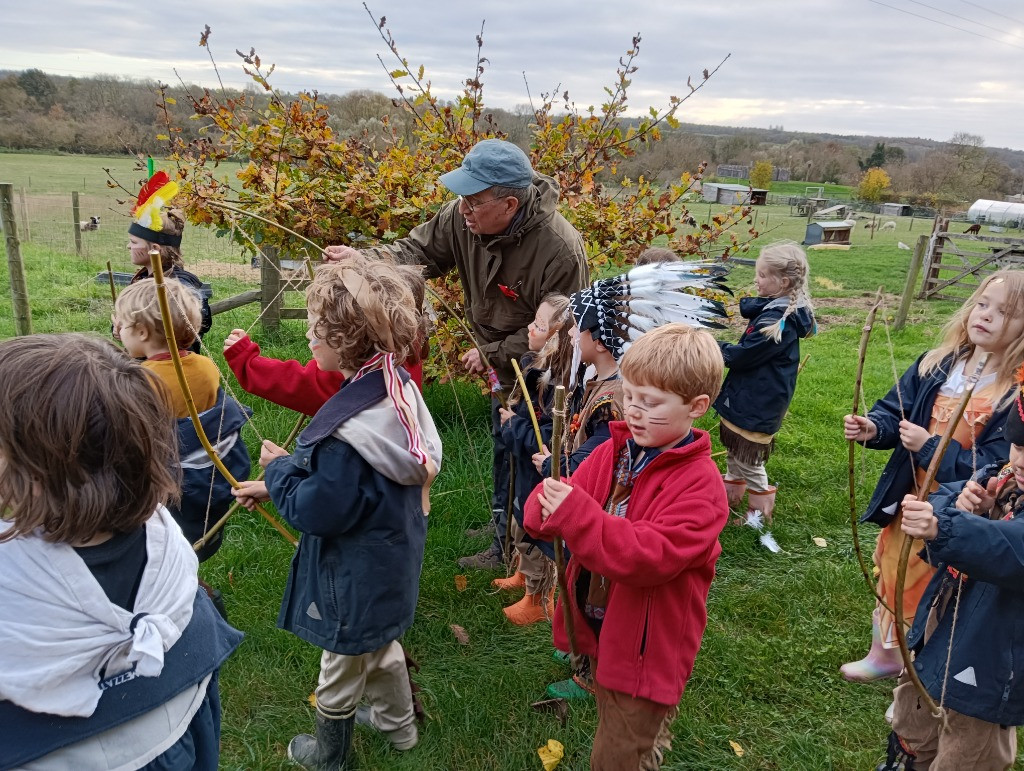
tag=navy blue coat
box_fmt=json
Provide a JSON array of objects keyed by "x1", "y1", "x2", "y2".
[
  {"x1": 0, "y1": 589, "x2": 242, "y2": 770},
  {"x1": 170, "y1": 389, "x2": 252, "y2": 561},
  {"x1": 266, "y1": 371, "x2": 427, "y2": 656},
  {"x1": 908, "y1": 468, "x2": 1024, "y2": 725},
  {"x1": 858, "y1": 353, "x2": 1011, "y2": 527},
  {"x1": 714, "y1": 296, "x2": 815, "y2": 435}
]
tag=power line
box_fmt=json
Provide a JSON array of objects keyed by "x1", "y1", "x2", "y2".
[
  {"x1": 960, "y1": 0, "x2": 1024, "y2": 28},
  {"x1": 867, "y1": 0, "x2": 1024, "y2": 50},
  {"x1": 906, "y1": 0, "x2": 1024, "y2": 39}
]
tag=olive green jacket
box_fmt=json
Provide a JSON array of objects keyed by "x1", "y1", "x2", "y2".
[{"x1": 368, "y1": 174, "x2": 588, "y2": 388}]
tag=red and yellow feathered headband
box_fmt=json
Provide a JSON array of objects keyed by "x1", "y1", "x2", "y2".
[{"x1": 128, "y1": 169, "x2": 181, "y2": 248}]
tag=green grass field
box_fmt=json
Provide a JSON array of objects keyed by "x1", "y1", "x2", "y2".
[{"x1": 1, "y1": 152, "x2": 1011, "y2": 770}]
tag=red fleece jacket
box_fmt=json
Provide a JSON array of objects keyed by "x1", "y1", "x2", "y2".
[
  {"x1": 524, "y1": 422, "x2": 728, "y2": 705},
  {"x1": 224, "y1": 335, "x2": 423, "y2": 416}
]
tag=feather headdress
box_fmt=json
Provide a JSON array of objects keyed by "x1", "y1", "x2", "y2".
[
  {"x1": 569, "y1": 260, "x2": 731, "y2": 363},
  {"x1": 128, "y1": 169, "x2": 181, "y2": 248}
]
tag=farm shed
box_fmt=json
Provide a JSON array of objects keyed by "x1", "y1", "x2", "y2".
[
  {"x1": 880, "y1": 203, "x2": 912, "y2": 217},
  {"x1": 803, "y1": 219, "x2": 855, "y2": 246},
  {"x1": 701, "y1": 183, "x2": 768, "y2": 206},
  {"x1": 967, "y1": 199, "x2": 1024, "y2": 227}
]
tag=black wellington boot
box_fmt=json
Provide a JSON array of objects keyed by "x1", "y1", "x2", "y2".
[{"x1": 287, "y1": 714, "x2": 354, "y2": 770}]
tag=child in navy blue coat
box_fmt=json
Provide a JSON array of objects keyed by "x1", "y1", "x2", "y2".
[
  {"x1": 714, "y1": 242, "x2": 815, "y2": 523},
  {"x1": 234, "y1": 257, "x2": 442, "y2": 770},
  {"x1": 878, "y1": 390, "x2": 1024, "y2": 770}
]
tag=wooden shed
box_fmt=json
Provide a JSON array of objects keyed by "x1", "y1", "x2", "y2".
[
  {"x1": 701, "y1": 183, "x2": 768, "y2": 206},
  {"x1": 803, "y1": 219, "x2": 855, "y2": 246},
  {"x1": 880, "y1": 203, "x2": 912, "y2": 217}
]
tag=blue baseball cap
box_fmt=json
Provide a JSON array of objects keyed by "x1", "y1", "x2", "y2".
[{"x1": 439, "y1": 139, "x2": 535, "y2": 195}]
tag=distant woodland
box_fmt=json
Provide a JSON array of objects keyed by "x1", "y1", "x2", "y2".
[{"x1": 2, "y1": 68, "x2": 1021, "y2": 207}]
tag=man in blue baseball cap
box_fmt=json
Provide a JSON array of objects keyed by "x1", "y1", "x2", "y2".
[{"x1": 326, "y1": 138, "x2": 588, "y2": 570}]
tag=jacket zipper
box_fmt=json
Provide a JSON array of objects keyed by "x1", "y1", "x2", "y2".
[{"x1": 634, "y1": 592, "x2": 653, "y2": 697}]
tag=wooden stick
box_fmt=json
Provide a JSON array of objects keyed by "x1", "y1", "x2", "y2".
[
  {"x1": 193, "y1": 412, "x2": 307, "y2": 552},
  {"x1": 510, "y1": 358, "x2": 543, "y2": 449},
  {"x1": 105, "y1": 260, "x2": 118, "y2": 304},
  {"x1": 149, "y1": 250, "x2": 298, "y2": 547},
  {"x1": 550, "y1": 385, "x2": 578, "y2": 656}
]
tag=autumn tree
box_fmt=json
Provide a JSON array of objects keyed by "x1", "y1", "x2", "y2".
[
  {"x1": 749, "y1": 160, "x2": 773, "y2": 190},
  {"x1": 857, "y1": 167, "x2": 891, "y2": 203},
  {"x1": 156, "y1": 17, "x2": 755, "y2": 380}
]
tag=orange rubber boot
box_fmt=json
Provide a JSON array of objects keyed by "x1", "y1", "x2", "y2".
[
  {"x1": 491, "y1": 571, "x2": 527, "y2": 591},
  {"x1": 503, "y1": 590, "x2": 555, "y2": 626}
]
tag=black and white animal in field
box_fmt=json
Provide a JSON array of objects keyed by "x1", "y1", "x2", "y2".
[{"x1": 79, "y1": 216, "x2": 100, "y2": 232}]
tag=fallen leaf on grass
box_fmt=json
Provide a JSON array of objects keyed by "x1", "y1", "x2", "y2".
[
  {"x1": 308, "y1": 691, "x2": 317, "y2": 708},
  {"x1": 531, "y1": 697, "x2": 569, "y2": 727},
  {"x1": 812, "y1": 537, "x2": 828, "y2": 548},
  {"x1": 729, "y1": 739, "x2": 745, "y2": 757},
  {"x1": 537, "y1": 739, "x2": 565, "y2": 770},
  {"x1": 227, "y1": 569, "x2": 234, "y2": 587},
  {"x1": 454, "y1": 574, "x2": 468, "y2": 592},
  {"x1": 450, "y1": 624, "x2": 470, "y2": 645}
]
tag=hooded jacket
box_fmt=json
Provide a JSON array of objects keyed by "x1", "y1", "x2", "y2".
[
  {"x1": 367, "y1": 174, "x2": 588, "y2": 388},
  {"x1": 858, "y1": 353, "x2": 1012, "y2": 527},
  {"x1": 714, "y1": 295, "x2": 815, "y2": 435},
  {"x1": 906, "y1": 466, "x2": 1024, "y2": 725},
  {"x1": 267, "y1": 368, "x2": 442, "y2": 655},
  {"x1": 524, "y1": 422, "x2": 728, "y2": 706}
]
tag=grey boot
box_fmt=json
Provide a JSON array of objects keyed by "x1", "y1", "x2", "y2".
[{"x1": 288, "y1": 714, "x2": 354, "y2": 770}]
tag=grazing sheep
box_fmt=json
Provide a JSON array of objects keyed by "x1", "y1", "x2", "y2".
[
  {"x1": 965, "y1": 223, "x2": 981, "y2": 235},
  {"x1": 78, "y1": 215, "x2": 100, "y2": 232},
  {"x1": 879, "y1": 220, "x2": 896, "y2": 232}
]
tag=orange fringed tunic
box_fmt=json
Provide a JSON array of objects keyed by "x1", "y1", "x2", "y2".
[{"x1": 874, "y1": 387, "x2": 996, "y2": 648}]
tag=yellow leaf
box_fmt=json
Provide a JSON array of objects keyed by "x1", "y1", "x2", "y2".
[
  {"x1": 812, "y1": 537, "x2": 828, "y2": 548},
  {"x1": 308, "y1": 691, "x2": 317, "y2": 707},
  {"x1": 454, "y1": 575, "x2": 468, "y2": 592},
  {"x1": 729, "y1": 740, "x2": 745, "y2": 757},
  {"x1": 537, "y1": 739, "x2": 565, "y2": 770}
]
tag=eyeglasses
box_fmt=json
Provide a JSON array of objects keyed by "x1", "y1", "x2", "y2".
[{"x1": 458, "y1": 195, "x2": 505, "y2": 213}]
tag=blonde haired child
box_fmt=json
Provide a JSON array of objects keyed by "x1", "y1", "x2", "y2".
[
  {"x1": 714, "y1": 241, "x2": 816, "y2": 522},
  {"x1": 233, "y1": 256, "x2": 442, "y2": 770},
  {"x1": 525, "y1": 323, "x2": 728, "y2": 770},
  {"x1": 115, "y1": 277, "x2": 218, "y2": 417},
  {"x1": 496, "y1": 293, "x2": 572, "y2": 625},
  {"x1": 0, "y1": 334, "x2": 241, "y2": 768},
  {"x1": 841, "y1": 269, "x2": 1024, "y2": 683},
  {"x1": 115, "y1": 277, "x2": 251, "y2": 572}
]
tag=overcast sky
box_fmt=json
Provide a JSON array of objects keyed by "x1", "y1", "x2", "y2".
[{"x1": 4, "y1": 1, "x2": 1024, "y2": 149}]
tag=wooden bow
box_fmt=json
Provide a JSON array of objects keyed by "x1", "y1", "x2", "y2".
[
  {"x1": 549, "y1": 384, "x2": 578, "y2": 656},
  {"x1": 848, "y1": 287, "x2": 894, "y2": 615},
  {"x1": 149, "y1": 251, "x2": 298, "y2": 547},
  {"x1": 892, "y1": 351, "x2": 990, "y2": 722}
]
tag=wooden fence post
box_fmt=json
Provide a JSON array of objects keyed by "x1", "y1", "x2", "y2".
[
  {"x1": 18, "y1": 186, "x2": 30, "y2": 241},
  {"x1": 894, "y1": 234, "x2": 927, "y2": 332},
  {"x1": 1, "y1": 183, "x2": 33, "y2": 335},
  {"x1": 72, "y1": 191, "x2": 82, "y2": 257},
  {"x1": 259, "y1": 245, "x2": 282, "y2": 330}
]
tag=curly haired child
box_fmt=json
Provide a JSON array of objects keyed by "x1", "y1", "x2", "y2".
[
  {"x1": 841, "y1": 270, "x2": 1024, "y2": 683},
  {"x1": 715, "y1": 241, "x2": 816, "y2": 523},
  {"x1": 233, "y1": 257, "x2": 442, "y2": 770},
  {"x1": 0, "y1": 334, "x2": 241, "y2": 769}
]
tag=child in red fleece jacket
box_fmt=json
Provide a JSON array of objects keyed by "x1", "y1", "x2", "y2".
[
  {"x1": 525, "y1": 323, "x2": 729, "y2": 771},
  {"x1": 223, "y1": 264, "x2": 427, "y2": 415}
]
